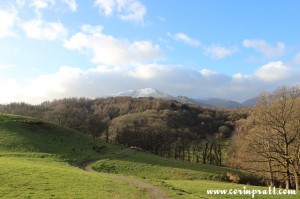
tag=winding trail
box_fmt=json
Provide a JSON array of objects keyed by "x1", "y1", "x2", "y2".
[{"x1": 82, "y1": 149, "x2": 171, "y2": 199}]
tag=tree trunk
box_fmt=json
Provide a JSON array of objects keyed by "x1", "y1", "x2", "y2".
[
  {"x1": 106, "y1": 129, "x2": 109, "y2": 142},
  {"x1": 268, "y1": 158, "x2": 274, "y2": 187},
  {"x1": 209, "y1": 141, "x2": 214, "y2": 165},
  {"x1": 187, "y1": 144, "x2": 191, "y2": 162},
  {"x1": 202, "y1": 142, "x2": 208, "y2": 164},
  {"x1": 293, "y1": 170, "x2": 299, "y2": 190},
  {"x1": 286, "y1": 164, "x2": 291, "y2": 189},
  {"x1": 182, "y1": 142, "x2": 185, "y2": 161}
]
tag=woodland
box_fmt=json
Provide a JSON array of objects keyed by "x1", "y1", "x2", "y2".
[{"x1": 1, "y1": 86, "x2": 299, "y2": 189}]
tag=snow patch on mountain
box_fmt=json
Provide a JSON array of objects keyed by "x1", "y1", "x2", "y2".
[{"x1": 115, "y1": 88, "x2": 174, "y2": 99}]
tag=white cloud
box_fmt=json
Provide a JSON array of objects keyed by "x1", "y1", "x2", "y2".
[
  {"x1": 21, "y1": 19, "x2": 67, "y2": 40},
  {"x1": 64, "y1": 24, "x2": 163, "y2": 65},
  {"x1": 0, "y1": 9, "x2": 18, "y2": 38},
  {"x1": 0, "y1": 66, "x2": 83, "y2": 104},
  {"x1": 95, "y1": 0, "x2": 115, "y2": 16},
  {"x1": 200, "y1": 69, "x2": 218, "y2": 77},
  {"x1": 118, "y1": 0, "x2": 146, "y2": 23},
  {"x1": 0, "y1": 64, "x2": 14, "y2": 70},
  {"x1": 62, "y1": 0, "x2": 77, "y2": 11},
  {"x1": 30, "y1": 0, "x2": 55, "y2": 16},
  {"x1": 243, "y1": 39, "x2": 285, "y2": 58},
  {"x1": 25, "y1": 66, "x2": 83, "y2": 98},
  {"x1": 168, "y1": 32, "x2": 201, "y2": 47},
  {"x1": 1, "y1": 62, "x2": 299, "y2": 104},
  {"x1": 17, "y1": 0, "x2": 26, "y2": 6},
  {"x1": 30, "y1": 0, "x2": 53, "y2": 10},
  {"x1": 204, "y1": 44, "x2": 238, "y2": 59},
  {"x1": 128, "y1": 64, "x2": 171, "y2": 79},
  {"x1": 232, "y1": 73, "x2": 250, "y2": 81},
  {"x1": 254, "y1": 61, "x2": 290, "y2": 82},
  {"x1": 88, "y1": 65, "x2": 122, "y2": 73},
  {"x1": 95, "y1": 0, "x2": 146, "y2": 23},
  {"x1": 18, "y1": 0, "x2": 77, "y2": 13},
  {"x1": 0, "y1": 79, "x2": 22, "y2": 104}
]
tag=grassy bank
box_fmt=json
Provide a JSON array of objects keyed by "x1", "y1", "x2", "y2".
[{"x1": 0, "y1": 113, "x2": 151, "y2": 198}]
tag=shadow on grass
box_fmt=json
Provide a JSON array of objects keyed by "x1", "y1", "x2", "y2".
[{"x1": 0, "y1": 116, "x2": 121, "y2": 166}]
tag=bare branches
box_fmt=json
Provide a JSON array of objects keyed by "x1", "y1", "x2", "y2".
[{"x1": 231, "y1": 86, "x2": 300, "y2": 189}]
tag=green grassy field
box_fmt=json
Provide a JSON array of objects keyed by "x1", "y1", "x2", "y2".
[
  {"x1": 0, "y1": 113, "x2": 122, "y2": 165},
  {"x1": 92, "y1": 149, "x2": 299, "y2": 198},
  {"x1": 92, "y1": 149, "x2": 255, "y2": 182},
  {"x1": 0, "y1": 113, "x2": 299, "y2": 198},
  {"x1": 0, "y1": 113, "x2": 151, "y2": 198},
  {"x1": 0, "y1": 157, "x2": 150, "y2": 199}
]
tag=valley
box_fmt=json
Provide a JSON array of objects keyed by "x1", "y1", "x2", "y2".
[{"x1": 1, "y1": 113, "x2": 298, "y2": 198}]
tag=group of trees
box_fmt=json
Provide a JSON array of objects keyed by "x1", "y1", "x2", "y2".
[
  {"x1": 0, "y1": 96, "x2": 246, "y2": 166},
  {"x1": 0, "y1": 97, "x2": 173, "y2": 138},
  {"x1": 107, "y1": 108, "x2": 236, "y2": 165},
  {"x1": 230, "y1": 86, "x2": 300, "y2": 189}
]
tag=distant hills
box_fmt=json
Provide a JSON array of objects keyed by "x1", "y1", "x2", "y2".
[
  {"x1": 194, "y1": 97, "x2": 258, "y2": 109},
  {"x1": 114, "y1": 88, "x2": 258, "y2": 109}
]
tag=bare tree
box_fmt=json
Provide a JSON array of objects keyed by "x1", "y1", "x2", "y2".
[{"x1": 230, "y1": 86, "x2": 300, "y2": 189}]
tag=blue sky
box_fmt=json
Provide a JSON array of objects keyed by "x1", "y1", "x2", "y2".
[{"x1": 0, "y1": 0, "x2": 300, "y2": 104}]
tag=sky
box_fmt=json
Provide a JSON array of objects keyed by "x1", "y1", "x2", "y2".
[{"x1": 0, "y1": 0, "x2": 300, "y2": 104}]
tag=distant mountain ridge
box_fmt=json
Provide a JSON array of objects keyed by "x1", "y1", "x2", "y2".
[
  {"x1": 113, "y1": 88, "x2": 257, "y2": 109},
  {"x1": 194, "y1": 98, "x2": 241, "y2": 109},
  {"x1": 240, "y1": 97, "x2": 258, "y2": 107},
  {"x1": 115, "y1": 88, "x2": 174, "y2": 99}
]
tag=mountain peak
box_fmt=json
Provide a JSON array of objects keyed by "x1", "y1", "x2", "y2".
[{"x1": 115, "y1": 88, "x2": 174, "y2": 99}]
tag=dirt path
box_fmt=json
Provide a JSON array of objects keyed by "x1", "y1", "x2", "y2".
[
  {"x1": 111, "y1": 175, "x2": 170, "y2": 199},
  {"x1": 82, "y1": 149, "x2": 171, "y2": 199},
  {"x1": 82, "y1": 148, "x2": 132, "y2": 171}
]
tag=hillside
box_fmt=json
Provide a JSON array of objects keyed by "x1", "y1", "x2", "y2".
[
  {"x1": 92, "y1": 149, "x2": 255, "y2": 183},
  {"x1": 0, "y1": 113, "x2": 120, "y2": 165},
  {"x1": 0, "y1": 157, "x2": 151, "y2": 199},
  {"x1": 0, "y1": 113, "x2": 298, "y2": 198},
  {"x1": 91, "y1": 149, "x2": 298, "y2": 198},
  {"x1": 0, "y1": 113, "x2": 151, "y2": 198},
  {"x1": 0, "y1": 98, "x2": 249, "y2": 167}
]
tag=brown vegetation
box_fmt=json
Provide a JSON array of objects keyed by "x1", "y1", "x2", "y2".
[
  {"x1": 0, "y1": 97, "x2": 247, "y2": 166},
  {"x1": 230, "y1": 86, "x2": 300, "y2": 189}
]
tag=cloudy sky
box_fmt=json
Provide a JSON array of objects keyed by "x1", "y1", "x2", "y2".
[{"x1": 1, "y1": 0, "x2": 300, "y2": 104}]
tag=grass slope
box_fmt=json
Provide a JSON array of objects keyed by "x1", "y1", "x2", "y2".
[
  {"x1": 0, "y1": 113, "x2": 151, "y2": 198},
  {"x1": 0, "y1": 113, "x2": 120, "y2": 165},
  {"x1": 1, "y1": 113, "x2": 299, "y2": 198},
  {"x1": 0, "y1": 157, "x2": 150, "y2": 199},
  {"x1": 92, "y1": 150, "x2": 299, "y2": 198},
  {"x1": 92, "y1": 150, "x2": 254, "y2": 182}
]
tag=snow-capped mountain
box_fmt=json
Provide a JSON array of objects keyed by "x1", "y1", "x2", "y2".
[
  {"x1": 113, "y1": 88, "x2": 257, "y2": 109},
  {"x1": 115, "y1": 88, "x2": 174, "y2": 99}
]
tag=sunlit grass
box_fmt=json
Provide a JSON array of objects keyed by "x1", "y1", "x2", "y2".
[
  {"x1": 1, "y1": 113, "x2": 298, "y2": 198},
  {"x1": 0, "y1": 113, "x2": 121, "y2": 165},
  {"x1": 0, "y1": 156, "x2": 150, "y2": 199},
  {"x1": 92, "y1": 150, "x2": 253, "y2": 182},
  {"x1": 0, "y1": 113, "x2": 150, "y2": 199},
  {"x1": 92, "y1": 150, "x2": 300, "y2": 198}
]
